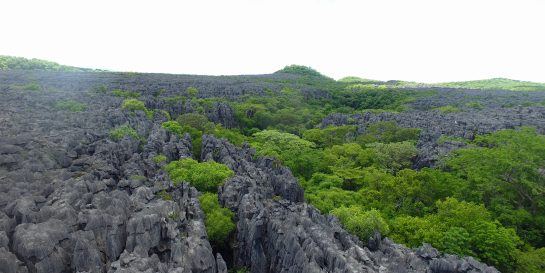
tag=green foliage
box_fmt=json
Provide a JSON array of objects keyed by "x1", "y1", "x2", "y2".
[
  {"x1": 212, "y1": 125, "x2": 247, "y2": 146},
  {"x1": 152, "y1": 154, "x2": 167, "y2": 164},
  {"x1": 199, "y1": 192, "x2": 235, "y2": 246},
  {"x1": 303, "y1": 125, "x2": 357, "y2": 148},
  {"x1": 390, "y1": 198, "x2": 522, "y2": 272},
  {"x1": 186, "y1": 86, "x2": 199, "y2": 98},
  {"x1": 305, "y1": 187, "x2": 366, "y2": 213},
  {"x1": 275, "y1": 65, "x2": 328, "y2": 78},
  {"x1": 332, "y1": 207, "x2": 390, "y2": 242},
  {"x1": 121, "y1": 98, "x2": 146, "y2": 111},
  {"x1": 0, "y1": 55, "x2": 99, "y2": 71},
  {"x1": 435, "y1": 105, "x2": 460, "y2": 113},
  {"x1": 334, "y1": 85, "x2": 417, "y2": 111},
  {"x1": 356, "y1": 121, "x2": 420, "y2": 145},
  {"x1": 436, "y1": 78, "x2": 545, "y2": 92},
  {"x1": 232, "y1": 88, "x2": 320, "y2": 135},
  {"x1": 368, "y1": 141, "x2": 418, "y2": 173},
  {"x1": 251, "y1": 130, "x2": 320, "y2": 179},
  {"x1": 338, "y1": 76, "x2": 378, "y2": 83},
  {"x1": 176, "y1": 113, "x2": 213, "y2": 132},
  {"x1": 465, "y1": 101, "x2": 484, "y2": 109},
  {"x1": 109, "y1": 124, "x2": 140, "y2": 142},
  {"x1": 23, "y1": 83, "x2": 40, "y2": 91},
  {"x1": 168, "y1": 211, "x2": 180, "y2": 220},
  {"x1": 443, "y1": 127, "x2": 545, "y2": 247},
  {"x1": 121, "y1": 98, "x2": 153, "y2": 119},
  {"x1": 112, "y1": 89, "x2": 141, "y2": 98},
  {"x1": 157, "y1": 190, "x2": 173, "y2": 201},
  {"x1": 516, "y1": 248, "x2": 545, "y2": 273},
  {"x1": 165, "y1": 158, "x2": 234, "y2": 192},
  {"x1": 54, "y1": 100, "x2": 86, "y2": 112}
]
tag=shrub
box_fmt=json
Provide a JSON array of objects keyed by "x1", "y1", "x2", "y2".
[
  {"x1": 331, "y1": 206, "x2": 390, "y2": 242},
  {"x1": 121, "y1": 98, "x2": 153, "y2": 119},
  {"x1": 157, "y1": 189, "x2": 173, "y2": 201},
  {"x1": 165, "y1": 158, "x2": 234, "y2": 192},
  {"x1": 176, "y1": 113, "x2": 213, "y2": 132},
  {"x1": 23, "y1": 83, "x2": 40, "y2": 91},
  {"x1": 55, "y1": 100, "x2": 86, "y2": 112},
  {"x1": 152, "y1": 154, "x2": 167, "y2": 163},
  {"x1": 109, "y1": 124, "x2": 140, "y2": 141},
  {"x1": 186, "y1": 86, "x2": 199, "y2": 98},
  {"x1": 435, "y1": 105, "x2": 460, "y2": 113},
  {"x1": 465, "y1": 102, "x2": 484, "y2": 110},
  {"x1": 112, "y1": 89, "x2": 140, "y2": 98},
  {"x1": 199, "y1": 192, "x2": 235, "y2": 246}
]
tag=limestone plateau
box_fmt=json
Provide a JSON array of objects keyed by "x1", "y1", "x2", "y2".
[{"x1": 1, "y1": 70, "x2": 544, "y2": 273}]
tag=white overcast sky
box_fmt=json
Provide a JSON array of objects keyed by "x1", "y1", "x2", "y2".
[{"x1": 1, "y1": 0, "x2": 544, "y2": 82}]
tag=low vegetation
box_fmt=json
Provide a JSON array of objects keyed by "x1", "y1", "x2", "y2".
[
  {"x1": 54, "y1": 100, "x2": 86, "y2": 112},
  {"x1": 109, "y1": 124, "x2": 140, "y2": 141}
]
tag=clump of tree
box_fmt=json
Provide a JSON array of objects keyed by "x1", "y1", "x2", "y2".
[
  {"x1": 251, "y1": 130, "x2": 321, "y2": 179},
  {"x1": 121, "y1": 98, "x2": 153, "y2": 119},
  {"x1": 165, "y1": 158, "x2": 234, "y2": 191},
  {"x1": 162, "y1": 112, "x2": 246, "y2": 157},
  {"x1": 112, "y1": 89, "x2": 141, "y2": 98},
  {"x1": 109, "y1": 124, "x2": 140, "y2": 142},
  {"x1": 199, "y1": 192, "x2": 236, "y2": 247},
  {"x1": 332, "y1": 207, "x2": 390, "y2": 243},
  {"x1": 0, "y1": 55, "x2": 100, "y2": 71},
  {"x1": 275, "y1": 64, "x2": 330, "y2": 79}
]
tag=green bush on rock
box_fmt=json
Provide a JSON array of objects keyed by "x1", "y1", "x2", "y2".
[
  {"x1": 165, "y1": 158, "x2": 234, "y2": 192},
  {"x1": 199, "y1": 192, "x2": 236, "y2": 246},
  {"x1": 109, "y1": 124, "x2": 140, "y2": 142}
]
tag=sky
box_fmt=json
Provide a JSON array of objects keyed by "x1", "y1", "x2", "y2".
[{"x1": 1, "y1": 0, "x2": 544, "y2": 83}]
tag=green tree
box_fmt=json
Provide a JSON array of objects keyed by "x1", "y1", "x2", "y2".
[
  {"x1": 176, "y1": 113, "x2": 213, "y2": 132},
  {"x1": 444, "y1": 127, "x2": 545, "y2": 246},
  {"x1": 199, "y1": 192, "x2": 235, "y2": 246},
  {"x1": 369, "y1": 141, "x2": 417, "y2": 173},
  {"x1": 390, "y1": 198, "x2": 522, "y2": 272},
  {"x1": 109, "y1": 124, "x2": 140, "y2": 142},
  {"x1": 303, "y1": 125, "x2": 357, "y2": 148},
  {"x1": 187, "y1": 86, "x2": 199, "y2": 98},
  {"x1": 331, "y1": 206, "x2": 390, "y2": 243},
  {"x1": 251, "y1": 130, "x2": 321, "y2": 179},
  {"x1": 516, "y1": 247, "x2": 545, "y2": 273},
  {"x1": 165, "y1": 158, "x2": 234, "y2": 192}
]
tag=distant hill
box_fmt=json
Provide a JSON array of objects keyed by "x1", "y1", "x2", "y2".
[
  {"x1": 275, "y1": 64, "x2": 332, "y2": 79},
  {"x1": 0, "y1": 55, "x2": 104, "y2": 72},
  {"x1": 433, "y1": 78, "x2": 545, "y2": 92}
]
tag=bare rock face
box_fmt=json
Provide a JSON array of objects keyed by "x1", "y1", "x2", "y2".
[
  {"x1": 202, "y1": 135, "x2": 499, "y2": 273},
  {"x1": 0, "y1": 83, "x2": 220, "y2": 273},
  {"x1": 205, "y1": 102, "x2": 237, "y2": 129}
]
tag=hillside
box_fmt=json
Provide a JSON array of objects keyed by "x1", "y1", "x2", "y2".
[
  {"x1": 0, "y1": 55, "x2": 103, "y2": 72},
  {"x1": 435, "y1": 78, "x2": 545, "y2": 92},
  {"x1": 0, "y1": 64, "x2": 544, "y2": 273}
]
